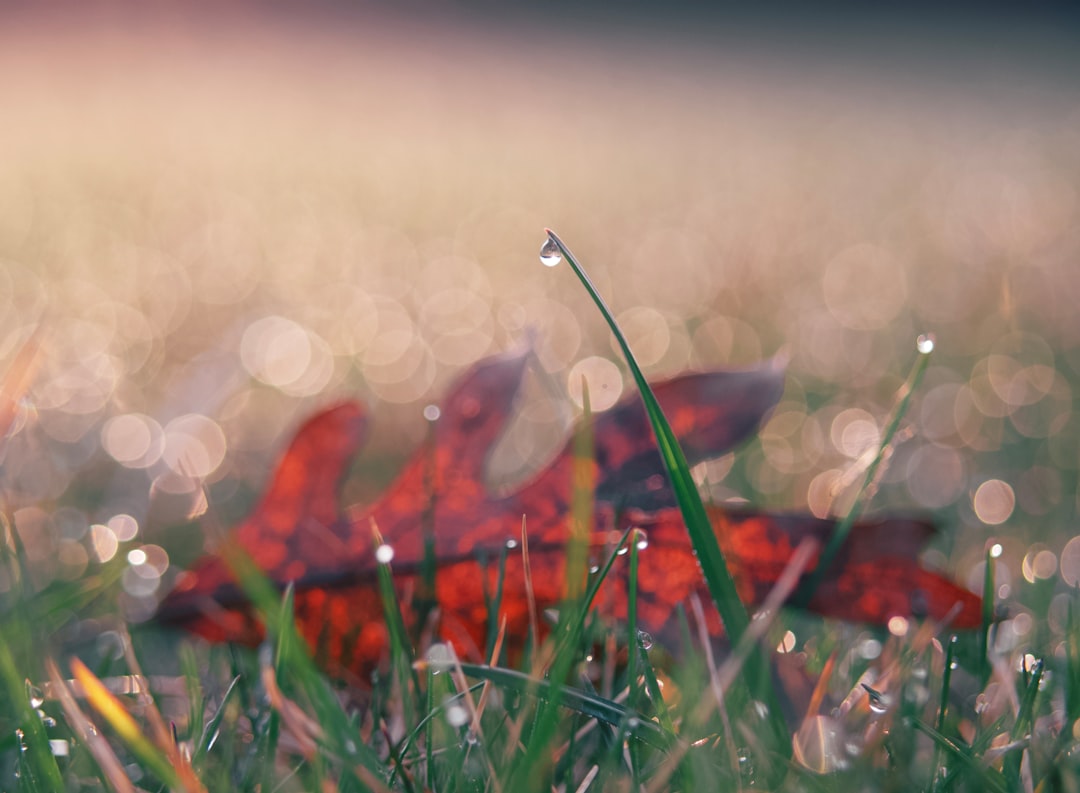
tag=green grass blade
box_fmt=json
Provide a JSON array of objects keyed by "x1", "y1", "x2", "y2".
[
  {"x1": 457, "y1": 663, "x2": 673, "y2": 751},
  {"x1": 795, "y1": 340, "x2": 931, "y2": 604},
  {"x1": 929, "y1": 635, "x2": 959, "y2": 793},
  {"x1": 0, "y1": 638, "x2": 64, "y2": 793},
  {"x1": 627, "y1": 537, "x2": 640, "y2": 711},
  {"x1": 911, "y1": 719, "x2": 1008, "y2": 793},
  {"x1": 1067, "y1": 595, "x2": 1080, "y2": 738},
  {"x1": 373, "y1": 528, "x2": 421, "y2": 724},
  {"x1": 981, "y1": 549, "x2": 996, "y2": 687},
  {"x1": 544, "y1": 229, "x2": 788, "y2": 754},
  {"x1": 191, "y1": 675, "x2": 240, "y2": 769},
  {"x1": 1004, "y1": 658, "x2": 1043, "y2": 784}
]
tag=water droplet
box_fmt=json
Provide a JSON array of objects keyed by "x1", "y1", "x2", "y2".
[
  {"x1": 626, "y1": 716, "x2": 640, "y2": 730},
  {"x1": 423, "y1": 404, "x2": 441, "y2": 422},
  {"x1": 41, "y1": 715, "x2": 56, "y2": 728},
  {"x1": 635, "y1": 531, "x2": 649, "y2": 551},
  {"x1": 25, "y1": 682, "x2": 44, "y2": 709},
  {"x1": 426, "y1": 643, "x2": 454, "y2": 673},
  {"x1": 617, "y1": 545, "x2": 629, "y2": 556},
  {"x1": 539, "y1": 237, "x2": 562, "y2": 267},
  {"x1": 989, "y1": 542, "x2": 1003, "y2": 558},
  {"x1": 375, "y1": 544, "x2": 395, "y2": 564},
  {"x1": 505, "y1": 538, "x2": 519, "y2": 550},
  {"x1": 916, "y1": 333, "x2": 936, "y2": 354},
  {"x1": 863, "y1": 684, "x2": 889, "y2": 715},
  {"x1": 445, "y1": 702, "x2": 469, "y2": 728},
  {"x1": 637, "y1": 631, "x2": 654, "y2": 650},
  {"x1": 588, "y1": 564, "x2": 600, "y2": 574}
]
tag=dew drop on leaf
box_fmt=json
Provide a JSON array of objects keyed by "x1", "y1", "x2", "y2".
[
  {"x1": 916, "y1": 333, "x2": 936, "y2": 354},
  {"x1": 539, "y1": 237, "x2": 562, "y2": 267},
  {"x1": 375, "y1": 544, "x2": 395, "y2": 564}
]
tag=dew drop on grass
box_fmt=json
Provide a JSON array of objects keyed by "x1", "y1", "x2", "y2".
[
  {"x1": 539, "y1": 237, "x2": 562, "y2": 267},
  {"x1": 375, "y1": 544, "x2": 395, "y2": 564},
  {"x1": 916, "y1": 333, "x2": 936, "y2": 354},
  {"x1": 638, "y1": 630, "x2": 654, "y2": 650},
  {"x1": 25, "y1": 682, "x2": 44, "y2": 709},
  {"x1": 505, "y1": 538, "x2": 519, "y2": 550},
  {"x1": 445, "y1": 702, "x2": 469, "y2": 728}
]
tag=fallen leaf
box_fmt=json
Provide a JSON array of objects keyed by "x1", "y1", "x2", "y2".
[{"x1": 160, "y1": 348, "x2": 980, "y2": 678}]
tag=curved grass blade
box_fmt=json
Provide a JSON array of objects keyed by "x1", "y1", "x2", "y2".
[
  {"x1": 457, "y1": 663, "x2": 673, "y2": 752},
  {"x1": 911, "y1": 719, "x2": 1008, "y2": 793},
  {"x1": 543, "y1": 229, "x2": 788, "y2": 752}
]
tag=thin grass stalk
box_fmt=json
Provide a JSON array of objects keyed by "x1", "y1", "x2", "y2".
[
  {"x1": 371, "y1": 522, "x2": 421, "y2": 726},
  {"x1": 796, "y1": 341, "x2": 931, "y2": 603},
  {"x1": 627, "y1": 539, "x2": 639, "y2": 712},
  {"x1": 929, "y1": 635, "x2": 959, "y2": 793},
  {"x1": 191, "y1": 675, "x2": 240, "y2": 769},
  {"x1": 981, "y1": 549, "x2": 996, "y2": 687},
  {"x1": 1005, "y1": 659, "x2": 1043, "y2": 786},
  {"x1": 543, "y1": 229, "x2": 788, "y2": 753}
]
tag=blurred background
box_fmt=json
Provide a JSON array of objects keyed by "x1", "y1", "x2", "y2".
[{"x1": 1, "y1": 3, "x2": 1078, "y2": 644}]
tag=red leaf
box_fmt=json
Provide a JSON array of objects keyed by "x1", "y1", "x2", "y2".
[{"x1": 160, "y1": 349, "x2": 980, "y2": 677}]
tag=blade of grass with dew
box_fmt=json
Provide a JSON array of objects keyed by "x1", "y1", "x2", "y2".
[
  {"x1": 483, "y1": 544, "x2": 510, "y2": 662},
  {"x1": 372, "y1": 522, "x2": 421, "y2": 725},
  {"x1": 930, "y1": 635, "x2": 959, "y2": 793},
  {"x1": 794, "y1": 337, "x2": 932, "y2": 605},
  {"x1": 627, "y1": 538, "x2": 639, "y2": 713},
  {"x1": 981, "y1": 549, "x2": 996, "y2": 687},
  {"x1": 543, "y1": 229, "x2": 789, "y2": 754},
  {"x1": 626, "y1": 537, "x2": 643, "y2": 786},
  {"x1": 0, "y1": 639, "x2": 64, "y2": 792}
]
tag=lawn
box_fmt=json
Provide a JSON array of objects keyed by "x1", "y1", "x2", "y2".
[{"x1": 1, "y1": 7, "x2": 1078, "y2": 791}]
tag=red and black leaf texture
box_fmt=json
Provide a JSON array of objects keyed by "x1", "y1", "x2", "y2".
[{"x1": 159, "y1": 348, "x2": 980, "y2": 678}]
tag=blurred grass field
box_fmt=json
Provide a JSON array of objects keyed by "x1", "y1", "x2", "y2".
[{"x1": 2, "y1": 6, "x2": 1080, "y2": 789}]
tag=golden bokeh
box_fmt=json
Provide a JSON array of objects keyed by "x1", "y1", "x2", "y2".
[{"x1": 0, "y1": 8, "x2": 1076, "y2": 625}]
